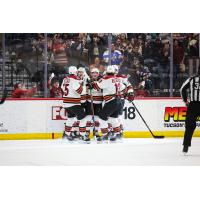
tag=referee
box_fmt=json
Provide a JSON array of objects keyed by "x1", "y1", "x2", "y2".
[{"x1": 180, "y1": 66, "x2": 200, "y2": 153}]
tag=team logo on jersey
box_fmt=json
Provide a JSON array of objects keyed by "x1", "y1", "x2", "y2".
[{"x1": 52, "y1": 106, "x2": 67, "y2": 120}]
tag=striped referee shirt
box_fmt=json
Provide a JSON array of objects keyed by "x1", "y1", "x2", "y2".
[{"x1": 180, "y1": 75, "x2": 200, "y2": 102}]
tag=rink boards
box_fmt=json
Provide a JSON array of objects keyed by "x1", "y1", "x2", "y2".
[{"x1": 0, "y1": 98, "x2": 200, "y2": 140}]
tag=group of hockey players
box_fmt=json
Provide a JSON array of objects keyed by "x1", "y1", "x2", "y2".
[{"x1": 61, "y1": 64, "x2": 134, "y2": 142}]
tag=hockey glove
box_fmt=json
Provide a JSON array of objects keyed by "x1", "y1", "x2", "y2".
[
  {"x1": 127, "y1": 92, "x2": 134, "y2": 102},
  {"x1": 86, "y1": 80, "x2": 93, "y2": 89}
]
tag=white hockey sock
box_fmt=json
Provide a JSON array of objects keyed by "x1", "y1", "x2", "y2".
[
  {"x1": 65, "y1": 117, "x2": 75, "y2": 136},
  {"x1": 108, "y1": 117, "x2": 121, "y2": 135},
  {"x1": 79, "y1": 117, "x2": 87, "y2": 136},
  {"x1": 99, "y1": 118, "x2": 108, "y2": 136},
  {"x1": 118, "y1": 115, "x2": 124, "y2": 130},
  {"x1": 94, "y1": 116, "x2": 100, "y2": 134}
]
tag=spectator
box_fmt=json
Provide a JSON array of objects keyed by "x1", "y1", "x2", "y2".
[
  {"x1": 103, "y1": 43, "x2": 123, "y2": 66},
  {"x1": 187, "y1": 37, "x2": 199, "y2": 76},
  {"x1": 161, "y1": 41, "x2": 170, "y2": 69},
  {"x1": 119, "y1": 55, "x2": 131, "y2": 75},
  {"x1": 51, "y1": 36, "x2": 68, "y2": 74},
  {"x1": 134, "y1": 63, "x2": 153, "y2": 94},
  {"x1": 173, "y1": 40, "x2": 185, "y2": 75},
  {"x1": 90, "y1": 57, "x2": 105, "y2": 74},
  {"x1": 151, "y1": 35, "x2": 162, "y2": 61},
  {"x1": 88, "y1": 34, "x2": 107, "y2": 63},
  {"x1": 47, "y1": 73, "x2": 63, "y2": 98},
  {"x1": 188, "y1": 39, "x2": 199, "y2": 57},
  {"x1": 115, "y1": 38, "x2": 122, "y2": 50},
  {"x1": 134, "y1": 84, "x2": 149, "y2": 97},
  {"x1": 70, "y1": 34, "x2": 88, "y2": 62},
  {"x1": 12, "y1": 83, "x2": 37, "y2": 98}
]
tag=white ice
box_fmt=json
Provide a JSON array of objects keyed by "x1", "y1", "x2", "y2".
[{"x1": 0, "y1": 138, "x2": 200, "y2": 165}]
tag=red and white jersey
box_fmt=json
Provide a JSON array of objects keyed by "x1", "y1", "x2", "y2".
[
  {"x1": 116, "y1": 75, "x2": 134, "y2": 97},
  {"x1": 87, "y1": 87, "x2": 103, "y2": 104},
  {"x1": 93, "y1": 75, "x2": 126, "y2": 102},
  {"x1": 61, "y1": 75, "x2": 83, "y2": 107},
  {"x1": 79, "y1": 77, "x2": 88, "y2": 104}
]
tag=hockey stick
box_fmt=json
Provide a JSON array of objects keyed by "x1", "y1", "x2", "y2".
[
  {"x1": 131, "y1": 102, "x2": 164, "y2": 139},
  {"x1": 89, "y1": 88, "x2": 96, "y2": 138}
]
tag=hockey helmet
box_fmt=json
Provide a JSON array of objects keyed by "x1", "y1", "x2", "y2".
[
  {"x1": 68, "y1": 66, "x2": 78, "y2": 75},
  {"x1": 106, "y1": 65, "x2": 115, "y2": 74},
  {"x1": 78, "y1": 67, "x2": 86, "y2": 73},
  {"x1": 113, "y1": 65, "x2": 119, "y2": 74}
]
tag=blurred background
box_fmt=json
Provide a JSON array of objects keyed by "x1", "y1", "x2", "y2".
[{"x1": 0, "y1": 33, "x2": 199, "y2": 98}]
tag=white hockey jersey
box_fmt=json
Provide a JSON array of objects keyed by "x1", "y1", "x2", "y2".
[
  {"x1": 93, "y1": 75, "x2": 126, "y2": 103},
  {"x1": 80, "y1": 77, "x2": 89, "y2": 104},
  {"x1": 61, "y1": 75, "x2": 83, "y2": 107},
  {"x1": 87, "y1": 87, "x2": 103, "y2": 104},
  {"x1": 116, "y1": 75, "x2": 134, "y2": 97}
]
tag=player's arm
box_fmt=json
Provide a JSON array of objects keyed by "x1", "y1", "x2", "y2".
[
  {"x1": 122, "y1": 77, "x2": 134, "y2": 93},
  {"x1": 122, "y1": 77, "x2": 134, "y2": 102},
  {"x1": 61, "y1": 78, "x2": 66, "y2": 93},
  {"x1": 73, "y1": 80, "x2": 83, "y2": 94},
  {"x1": 93, "y1": 78, "x2": 106, "y2": 90},
  {"x1": 180, "y1": 78, "x2": 190, "y2": 103},
  {"x1": 48, "y1": 73, "x2": 55, "y2": 89}
]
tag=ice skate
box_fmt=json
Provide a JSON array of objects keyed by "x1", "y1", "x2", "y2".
[
  {"x1": 109, "y1": 132, "x2": 118, "y2": 142},
  {"x1": 80, "y1": 134, "x2": 91, "y2": 143},
  {"x1": 62, "y1": 131, "x2": 67, "y2": 139},
  {"x1": 66, "y1": 134, "x2": 75, "y2": 142}
]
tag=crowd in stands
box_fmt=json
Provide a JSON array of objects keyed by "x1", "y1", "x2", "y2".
[{"x1": 1, "y1": 33, "x2": 199, "y2": 98}]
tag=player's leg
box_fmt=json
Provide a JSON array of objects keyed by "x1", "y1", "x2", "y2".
[
  {"x1": 183, "y1": 103, "x2": 198, "y2": 152},
  {"x1": 109, "y1": 112, "x2": 121, "y2": 141},
  {"x1": 64, "y1": 107, "x2": 76, "y2": 141},
  {"x1": 98, "y1": 99, "x2": 119, "y2": 141},
  {"x1": 98, "y1": 104, "x2": 110, "y2": 141},
  {"x1": 93, "y1": 103, "x2": 102, "y2": 140},
  {"x1": 117, "y1": 99, "x2": 125, "y2": 138},
  {"x1": 85, "y1": 102, "x2": 93, "y2": 138},
  {"x1": 71, "y1": 120, "x2": 80, "y2": 139},
  {"x1": 70, "y1": 105, "x2": 89, "y2": 142}
]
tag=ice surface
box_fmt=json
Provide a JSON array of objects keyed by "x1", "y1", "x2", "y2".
[{"x1": 0, "y1": 138, "x2": 200, "y2": 165}]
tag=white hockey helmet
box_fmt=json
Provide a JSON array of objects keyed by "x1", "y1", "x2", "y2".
[
  {"x1": 106, "y1": 65, "x2": 115, "y2": 74},
  {"x1": 113, "y1": 65, "x2": 119, "y2": 74},
  {"x1": 68, "y1": 66, "x2": 78, "y2": 75},
  {"x1": 91, "y1": 68, "x2": 99, "y2": 73},
  {"x1": 78, "y1": 67, "x2": 86, "y2": 73}
]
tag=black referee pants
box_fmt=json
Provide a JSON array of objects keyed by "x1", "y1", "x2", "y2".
[{"x1": 183, "y1": 102, "x2": 200, "y2": 146}]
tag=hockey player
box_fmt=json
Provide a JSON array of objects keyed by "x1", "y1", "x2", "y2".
[
  {"x1": 114, "y1": 65, "x2": 134, "y2": 138},
  {"x1": 87, "y1": 68, "x2": 103, "y2": 141},
  {"x1": 92, "y1": 65, "x2": 126, "y2": 141},
  {"x1": 77, "y1": 67, "x2": 92, "y2": 137},
  {"x1": 77, "y1": 67, "x2": 90, "y2": 108},
  {"x1": 61, "y1": 66, "x2": 89, "y2": 142}
]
